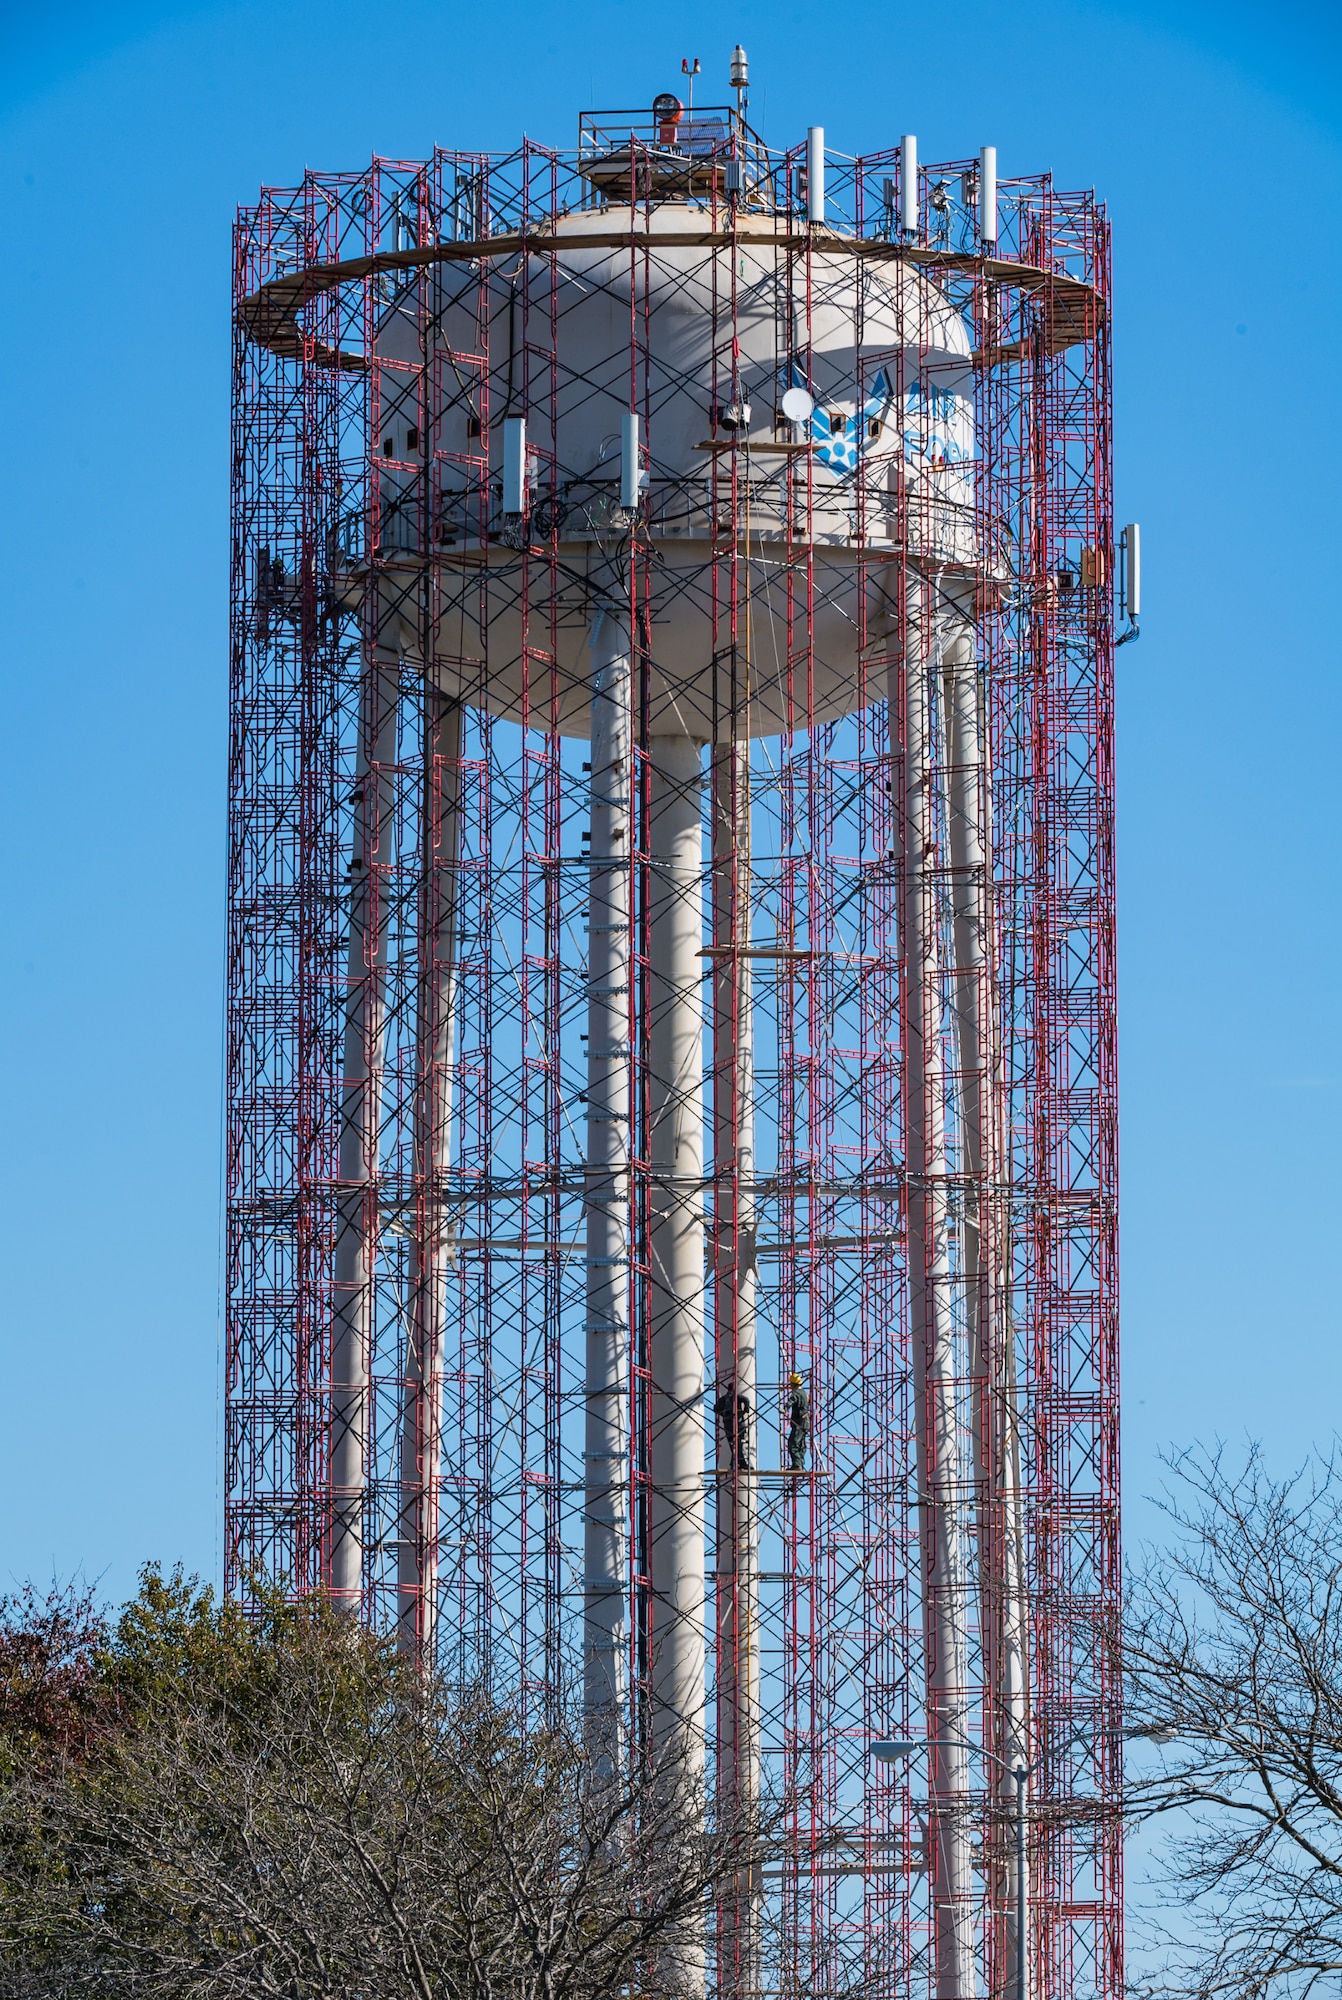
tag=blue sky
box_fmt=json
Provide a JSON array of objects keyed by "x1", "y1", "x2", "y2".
[{"x1": 0, "y1": 0, "x2": 1338, "y2": 1604}]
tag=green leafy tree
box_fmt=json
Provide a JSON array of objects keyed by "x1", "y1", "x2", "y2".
[{"x1": 0, "y1": 1568, "x2": 773, "y2": 2000}]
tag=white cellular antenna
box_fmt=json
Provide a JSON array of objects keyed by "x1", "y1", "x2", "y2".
[
  {"x1": 901, "y1": 133, "x2": 918, "y2": 237},
  {"x1": 621, "y1": 411, "x2": 641, "y2": 510},
  {"x1": 502, "y1": 416, "x2": 527, "y2": 516},
  {"x1": 807, "y1": 126, "x2": 825, "y2": 225},
  {"x1": 979, "y1": 145, "x2": 997, "y2": 249},
  {"x1": 1121, "y1": 522, "x2": 1141, "y2": 620}
]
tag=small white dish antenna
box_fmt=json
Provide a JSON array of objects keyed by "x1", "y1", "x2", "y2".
[{"x1": 781, "y1": 385, "x2": 815, "y2": 423}]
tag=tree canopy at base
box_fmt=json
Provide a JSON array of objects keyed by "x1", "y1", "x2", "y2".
[{"x1": 0, "y1": 1569, "x2": 758, "y2": 2000}]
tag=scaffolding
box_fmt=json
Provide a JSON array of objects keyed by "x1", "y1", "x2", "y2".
[{"x1": 228, "y1": 97, "x2": 1119, "y2": 2000}]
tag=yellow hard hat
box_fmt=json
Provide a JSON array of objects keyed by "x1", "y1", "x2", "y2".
[{"x1": 789, "y1": 1371, "x2": 802, "y2": 1386}]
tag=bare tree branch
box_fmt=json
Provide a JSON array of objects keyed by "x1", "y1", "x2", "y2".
[
  {"x1": 0, "y1": 1573, "x2": 811, "y2": 2000},
  {"x1": 1127, "y1": 1442, "x2": 1342, "y2": 2000}
]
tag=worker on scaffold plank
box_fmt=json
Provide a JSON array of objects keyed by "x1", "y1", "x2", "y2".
[{"x1": 786, "y1": 1372, "x2": 810, "y2": 1472}]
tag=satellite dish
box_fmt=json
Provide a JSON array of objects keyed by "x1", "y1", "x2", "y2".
[{"x1": 781, "y1": 385, "x2": 815, "y2": 423}]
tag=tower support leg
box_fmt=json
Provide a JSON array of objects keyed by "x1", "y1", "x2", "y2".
[
  {"x1": 398, "y1": 686, "x2": 463, "y2": 1659},
  {"x1": 648, "y1": 729, "x2": 707, "y2": 1997},
  {"x1": 712, "y1": 738, "x2": 761, "y2": 1997},
  {"x1": 943, "y1": 618, "x2": 1031, "y2": 2000},
  {"x1": 584, "y1": 613, "x2": 633, "y2": 1765},
  {"x1": 897, "y1": 587, "x2": 977, "y2": 2000},
  {"x1": 331, "y1": 652, "x2": 398, "y2": 1610}
]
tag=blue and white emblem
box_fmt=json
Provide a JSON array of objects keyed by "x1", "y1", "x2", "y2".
[
  {"x1": 790, "y1": 365, "x2": 895, "y2": 477},
  {"x1": 903, "y1": 376, "x2": 974, "y2": 467},
  {"x1": 787, "y1": 364, "x2": 975, "y2": 475}
]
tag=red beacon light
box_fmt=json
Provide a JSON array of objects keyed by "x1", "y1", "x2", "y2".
[{"x1": 652, "y1": 93, "x2": 684, "y2": 146}]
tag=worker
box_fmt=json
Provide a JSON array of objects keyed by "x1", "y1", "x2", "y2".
[
  {"x1": 786, "y1": 1371, "x2": 810, "y2": 1472},
  {"x1": 716, "y1": 1387, "x2": 753, "y2": 1471},
  {"x1": 929, "y1": 178, "x2": 951, "y2": 247}
]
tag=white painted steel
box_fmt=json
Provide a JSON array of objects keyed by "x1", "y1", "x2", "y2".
[
  {"x1": 647, "y1": 730, "x2": 707, "y2": 2000},
  {"x1": 620, "y1": 411, "x2": 641, "y2": 511},
  {"x1": 583, "y1": 611, "x2": 634, "y2": 1764},
  {"x1": 979, "y1": 145, "x2": 998, "y2": 247},
  {"x1": 807, "y1": 126, "x2": 825, "y2": 224},
  {"x1": 943, "y1": 614, "x2": 1031, "y2": 1995},
  {"x1": 378, "y1": 205, "x2": 978, "y2": 738},
  {"x1": 359, "y1": 194, "x2": 1018, "y2": 2000},
  {"x1": 501, "y1": 414, "x2": 526, "y2": 515},
  {"x1": 897, "y1": 582, "x2": 976, "y2": 2000},
  {"x1": 396, "y1": 691, "x2": 464, "y2": 1656},
  {"x1": 713, "y1": 741, "x2": 761, "y2": 1988},
  {"x1": 331, "y1": 654, "x2": 399, "y2": 1607},
  {"x1": 1122, "y1": 521, "x2": 1141, "y2": 618},
  {"x1": 647, "y1": 732, "x2": 708, "y2": 1771},
  {"x1": 902, "y1": 133, "x2": 919, "y2": 236}
]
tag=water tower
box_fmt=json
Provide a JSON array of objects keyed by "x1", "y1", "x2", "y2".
[{"x1": 229, "y1": 65, "x2": 1123, "y2": 2000}]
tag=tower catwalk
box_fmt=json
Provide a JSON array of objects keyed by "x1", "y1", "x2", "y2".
[{"x1": 229, "y1": 89, "x2": 1120, "y2": 2000}]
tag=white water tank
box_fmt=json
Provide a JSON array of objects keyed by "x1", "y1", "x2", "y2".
[{"x1": 371, "y1": 200, "x2": 978, "y2": 738}]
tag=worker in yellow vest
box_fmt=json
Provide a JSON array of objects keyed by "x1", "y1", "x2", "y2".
[{"x1": 787, "y1": 1372, "x2": 810, "y2": 1472}]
